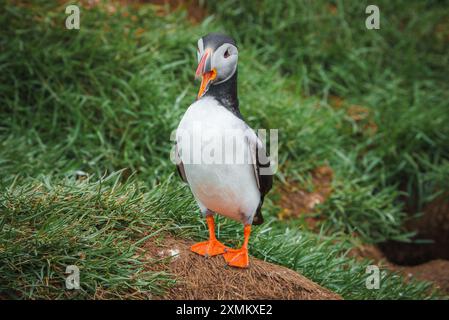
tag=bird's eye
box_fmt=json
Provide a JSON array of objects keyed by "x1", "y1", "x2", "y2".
[{"x1": 224, "y1": 49, "x2": 230, "y2": 58}]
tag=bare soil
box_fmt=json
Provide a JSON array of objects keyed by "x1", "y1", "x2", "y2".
[
  {"x1": 278, "y1": 165, "x2": 333, "y2": 227},
  {"x1": 380, "y1": 194, "x2": 449, "y2": 265},
  {"x1": 80, "y1": 0, "x2": 208, "y2": 23},
  {"x1": 143, "y1": 237, "x2": 341, "y2": 300},
  {"x1": 349, "y1": 244, "x2": 449, "y2": 295},
  {"x1": 377, "y1": 194, "x2": 449, "y2": 294}
]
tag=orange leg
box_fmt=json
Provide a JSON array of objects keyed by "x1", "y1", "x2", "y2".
[
  {"x1": 223, "y1": 224, "x2": 251, "y2": 268},
  {"x1": 190, "y1": 215, "x2": 227, "y2": 257}
]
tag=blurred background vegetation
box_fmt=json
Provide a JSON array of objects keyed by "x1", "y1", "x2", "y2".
[{"x1": 0, "y1": 0, "x2": 448, "y2": 299}]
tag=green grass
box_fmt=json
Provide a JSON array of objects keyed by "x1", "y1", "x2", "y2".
[
  {"x1": 0, "y1": 173, "x2": 177, "y2": 299},
  {"x1": 0, "y1": 174, "x2": 437, "y2": 299},
  {"x1": 0, "y1": 0, "x2": 447, "y2": 299}
]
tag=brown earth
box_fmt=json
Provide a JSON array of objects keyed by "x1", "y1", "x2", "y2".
[
  {"x1": 377, "y1": 194, "x2": 449, "y2": 295},
  {"x1": 143, "y1": 237, "x2": 341, "y2": 300},
  {"x1": 329, "y1": 95, "x2": 378, "y2": 136},
  {"x1": 380, "y1": 194, "x2": 449, "y2": 265},
  {"x1": 145, "y1": 0, "x2": 208, "y2": 23},
  {"x1": 278, "y1": 165, "x2": 333, "y2": 227},
  {"x1": 78, "y1": 0, "x2": 208, "y2": 23},
  {"x1": 397, "y1": 260, "x2": 449, "y2": 294},
  {"x1": 349, "y1": 244, "x2": 449, "y2": 295}
]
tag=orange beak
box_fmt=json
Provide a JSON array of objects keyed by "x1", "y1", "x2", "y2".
[
  {"x1": 196, "y1": 50, "x2": 216, "y2": 99},
  {"x1": 197, "y1": 69, "x2": 216, "y2": 100}
]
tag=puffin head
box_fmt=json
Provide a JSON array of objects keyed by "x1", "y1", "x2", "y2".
[{"x1": 195, "y1": 33, "x2": 238, "y2": 99}]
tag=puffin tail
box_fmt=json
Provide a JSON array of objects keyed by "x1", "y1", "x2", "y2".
[{"x1": 252, "y1": 197, "x2": 265, "y2": 225}]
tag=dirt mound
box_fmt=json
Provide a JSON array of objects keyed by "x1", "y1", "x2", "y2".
[
  {"x1": 143, "y1": 237, "x2": 341, "y2": 300},
  {"x1": 349, "y1": 244, "x2": 449, "y2": 295},
  {"x1": 396, "y1": 260, "x2": 449, "y2": 294}
]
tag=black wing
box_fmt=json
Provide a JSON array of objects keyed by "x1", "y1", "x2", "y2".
[
  {"x1": 249, "y1": 134, "x2": 273, "y2": 225},
  {"x1": 175, "y1": 143, "x2": 188, "y2": 183}
]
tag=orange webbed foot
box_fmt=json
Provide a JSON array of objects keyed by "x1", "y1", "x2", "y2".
[
  {"x1": 223, "y1": 247, "x2": 249, "y2": 268},
  {"x1": 190, "y1": 239, "x2": 227, "y2": 257}
]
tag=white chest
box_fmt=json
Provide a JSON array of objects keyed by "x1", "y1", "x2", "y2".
[{"x1": 176, "y1": 97, "x2": 260, "y2": 223}]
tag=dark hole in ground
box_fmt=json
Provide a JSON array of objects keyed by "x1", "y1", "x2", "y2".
[{"x1": 379, "y1": 194, "x2": 449, "y2": 266}]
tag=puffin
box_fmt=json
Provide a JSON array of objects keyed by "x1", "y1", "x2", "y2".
[{"x1": 175, "y1": 33, "x2": 273, "y2": 268}]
